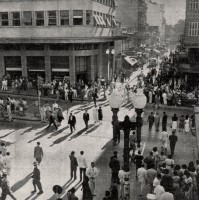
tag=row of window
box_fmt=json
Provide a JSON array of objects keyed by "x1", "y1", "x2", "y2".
[
  {"x1": 0, "y1": 10, "x2": 115, "y2": 27},
  {"x1": 94, "y1": 0, "x2": 116, "y2": 7},
  {"x1": 188, "y1": 22, "x2": 199, "y2": 36},
  {"x1": 188, "y1": 0, "x2": 199, "y2": 9}
]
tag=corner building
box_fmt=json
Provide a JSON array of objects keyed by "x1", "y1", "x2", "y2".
[{"x1": 0, "y1": 0, "x2": 123, "y2": 83}]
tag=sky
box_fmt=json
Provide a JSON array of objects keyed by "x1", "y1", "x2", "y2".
[{"x1": 152, "y1": 0, "x2": 186, "y2": 25}]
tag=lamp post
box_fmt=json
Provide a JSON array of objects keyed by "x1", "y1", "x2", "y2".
[
  {"x1": 106, "y1": 49, "x2": 115, "y2": 82},
  {"x1": 108, "y1": 87, "x2": 124, "y2": 146},
  {"x1": 132, "y1": 88, "x2": 147, "y2": 148}
]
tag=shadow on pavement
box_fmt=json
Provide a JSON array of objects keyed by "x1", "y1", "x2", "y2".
[
  {"x1": 50, "y1": 132, "x2": 73, "y2": 146},
  {"x1": 11, "y1": 173, "x2": 32, "y2": 192},
  {"x1": 24, "y1": 193, "x2": 36, "y2": 200},
  {"x1": 30, "y1": 194, "x2": 40, "y2": 200},
  {"x1": 85, "y1": 124, "x2": 100, "y2": 134},
  {"x1": 47, "y1": 126, "x2": 69, "y2": 139},
  {"x1": 28, "y1": 129, "x2": 50, "y2": 143},
  {"x1": 0, "y1": 130, "x2": 18, "y2": 139}
]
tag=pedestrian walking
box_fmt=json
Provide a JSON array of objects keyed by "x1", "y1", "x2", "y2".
[
  {"x1": 69, "y1": 151, "x2": 78, "y2": 180},
  {"x1": 1, "y1": 172, "x2": 17, "y2": 200},
  {"x1": 146, "y1": 164, "x2": 157, "y2": 193},
  {"x1": 68, "y1": 88, "x2": 73, "y2": 103},
  {"x1": 133, "y1": 150, "x2": 143, "y2": 178},
  {"x1": 148, "y1": 112, "x2": 155, "y2": 132},
  {"x1": 46, "y1": 111, "x2": 58, "y2": 131},
  {"x1": 155, "y1": 112, "x2": 160, "y2": 131},
  {"x1": 86, "y1": 162, "x2": 98, "y2": 196},
  {"x1": 3, "y1": 152, "x2": 12, "y2": 176},
  {"x1": 40, "y1": 105, "x2": 46, "y2": 123},
  {"x1": 57, "y1": 106, "x2": 64, "y2": 125},
  {"x1": 184, "y1": 115, "x2": 190, "y2": 134},
  {"x1": 31, "y1": 161, "x2": 43, "y2": 195},
  {"x1": 92, "y1": 90, "x2": 98, "y2": 106},
  {"x1": 171, "y1": 114, "x2": 178, "y2": 133},
  {"x1": 160, "y1": 129, "x2": 169, "y2": 154},
  {"x1": 169, "y1": 131, "x2": 178, "y2": 156},
  {"x1": 68, "y1": 113, "x2": 76, "y2": 133},
  {"x1": 109, "y1": 154, "x2": 120, "y2": 184},
  {"x1": 129, "y1": 130, "x2": 136, "y2": 157},
  {"x1": 34, "y1": 142, "x2": 44, "y2": 165},
  {"x1": 179, "y1": 115, "x2": 185, "y2": 133},
  {"x1": 82, "y1": 176, "x2": 93, "y2": 200},
  {"x1": 162, "y1": 112, "x2": 168, "y2": 131},
  {"x1": 144, "y1": 151, "x2": 155, "y2": 170},
  {"x1": 93, "y1": 105, "x2": 98, "y2": 124},
  {"x1": 98, "y1": 106, "x2": 103, "y2": 125},
  {"x1": 83, "y1": 110, "x2": 89, "y2": 130},
  {"x1": 6, "y1": 102, "x2": 12, "y2": 122},
  {"x1": 78, "y1": 151, "x2": 88, "y2": 181},
  {"x1": 118, "y1": 167, "x2": 125, "y2": 199},
  {"x1": 137, "y1": 164, "x2": 147, "y2": 196}
]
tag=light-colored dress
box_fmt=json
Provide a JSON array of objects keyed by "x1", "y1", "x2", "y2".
[
  {"x1": 160, "y1": 131, "x2": 168, "y2": 148},
  {"x1": 184, "y1": 119, "x2": 190, "y2": 133},
  {"x1": 93, "y1": 107, "x2": 98, "y2": 123}
]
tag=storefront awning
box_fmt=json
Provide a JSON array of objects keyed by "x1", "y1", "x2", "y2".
[
  {"x1": 93, "y1": 14, "x2": 101, "y2": 26},
  {"x1": 124, "y1": 56, "x2": 138, "y2": 66}
]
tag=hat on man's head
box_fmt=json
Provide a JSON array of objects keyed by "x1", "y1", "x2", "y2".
[{"x1": 33, "y1": 161, "x2": 38, "y2": 166}]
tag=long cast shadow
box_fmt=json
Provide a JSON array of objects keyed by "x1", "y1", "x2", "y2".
[
  {"x1": 50, "y1": 132, "x2": 73, "y2": 146},
  {"x1": 48, "y1": 126, "x2": 69, "y2": 139},
  {"x1": 0, "y1": 130, "x2": 17, "y2": 139},
  {"x1": 28, "y1": 129, "x2": 51, "y2": 143},
  {"x1": 85, "y1": 124, "x2": 100, "y2": 134},
  {"x1": 11, "y1": 173, "x2": 32, "y2": 192},
  {"x1": 24, "y1": 193, "x2": 35, "y2": 200}
]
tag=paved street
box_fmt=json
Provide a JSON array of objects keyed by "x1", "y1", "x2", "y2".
[{"x1": 0, "y1": 83, "x2": 197, "y2": 200}]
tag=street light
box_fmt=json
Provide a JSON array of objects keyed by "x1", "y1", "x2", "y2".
[
  {"x1": 132, "y1": 88, "x2": 147, "y2": 148},
  {"x1": 106, "y1": 49, "x2": 115, "y2": 82},
  {"x1": 108, "y1": 87, "x2": 124, "y2": 146}
]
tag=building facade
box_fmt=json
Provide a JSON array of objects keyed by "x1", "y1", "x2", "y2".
[{"x1": 0, "y1": 0, "x2": 123, "y2": 83}]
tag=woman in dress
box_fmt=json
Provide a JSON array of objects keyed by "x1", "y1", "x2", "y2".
[
  {"x1": 98, "y1": 106, "x2": 103, "y2": 125},
  {"x1": 184, "y1": 115, "x2": 190, "y2": 134},
  {"x1": 82, "y1": 176, "x2": 93, "y2": 200},
  {"x1": 93, "y1": 105, "x2": 98, "y2": 124},
  {"x1": 172, "y1": 113, "x2": 178, "y2": 133},
  {"x1": 179, "y1": 115, "x2": 185, "y2": 133}
]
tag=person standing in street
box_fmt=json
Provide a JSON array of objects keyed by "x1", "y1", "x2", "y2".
[
  {"x1": 171, "y1": 114, "x2": 178, "y2": 133},
  {"x1": 162, "y1": 112, "x2": 167, "y2": 131},
  {"x1": 34, "y1": 142, "x2": 44, "y2": 165},
  {"x1": 69, "y1": 151, "x2": 78, "y2": 180},
  {"x1": 78, "y1": 151, "x2": 88, "y2": 181},
  {"x1": 68, "y1": 113, "x2": 76, "y2": 133},
  {"x1": 169, "y1": 131, "x2": 178, "y2": 157},
  {"x1": 1, "y1": 172, "x2": 17, "y2": 200},
  {"x1": 86, "y1": 162, "x2": 99, "y2": 196},
  {"x1": 98, "y1": 106, "x2": 103, "y2": 125},
  {"x1": 137, "y1": 164, "x2": 147, "y2": 196},
  {"x1": 31, "y1": 161, "x2": 43, "y2": 195},
  {"x1": 6, "y1": 101, "x2": 12, "y2": 122},
  {"x1": 155, "y1": 112, "x2": 160, "y2": 132},
  {"x1": 109, "y1": 154, "x2": 120, "y2": 184},
  {"x1": 46, "y1": 111, "x2": 58, "y2": 131},
  {"x1": 40, "y1": 104, "x2": 46, "y2": 123},
  {"x1": 133, "y1": 150, "x2": 144, "y2": 178},
  {"x1": 83, "y1": 110, "x2": 90, "y2": 130},
  {"x1": 148, "y1": 112, "x2": 155, "y2": 132},
  {"x1": 3, "y1": 152, "x2": 12, "y2": 176},
  {"x1": 146, "y1": 164, "x2": 157, "y2": 193}
]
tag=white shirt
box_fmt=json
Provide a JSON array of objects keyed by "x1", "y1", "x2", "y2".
[
  {"x1": 153, "y1": 177, "x2": 160, "y2": 187},
  {"x1": 154, "y1": 185, "x2": 165, "y2": 200},
  {"x1": 137, "y1": 167, "x2": 147, "y2": 183},
  {"x1": 77, "y1": 155, "x2": 88, "y2": 169},
  {"x1": 86, "y1": 167, "x2": 98, "y2": 179},
  {"x1": 52, "y1": 103, "x2": 58, "y2": 110},
  {"x1": 160, "y1": 192, "x2": 174, "y2": 200}
]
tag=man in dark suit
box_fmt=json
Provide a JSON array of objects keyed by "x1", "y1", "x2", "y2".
[
  {"x1": 69, "y1": 151, "x2": 78, "y2": 180},
  {"x1": 162, "y1": 112, "x2": 167, "y2": 131},
  {"x1": 68, "y1": 89, "x2": 73, "y2": 103},
  {"x1": 83, "y1": 110, "x2": 89, "y2": 130},
  {"x1": 47, "y1": 111, "x2": 58, "y2": 131},
  {"x1": 34, "y1": 142, "x2": 44, "y2": 165},
  {"x1": 68, "y1": 113, "x2": 76, "y2": 133}
]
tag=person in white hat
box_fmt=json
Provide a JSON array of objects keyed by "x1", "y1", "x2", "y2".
[{"x1": 31, "y1": 161, "x2": 43, "y2": 195}]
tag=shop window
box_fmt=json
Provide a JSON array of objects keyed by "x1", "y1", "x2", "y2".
[
  {"x1": 23, "y1": 11, "x2": 32, "y2": 26},
  {"x1": 75, "y1": 56, "x2": 90, "y2": 72},
  {"x1": 48, "y1": 11, "x2": 57, "y2": 26},
  {"x1": 12, "y1": 12, "x2": 20, "y2": 26},
  {"x1": 27, "y1": 56, "x2": 45, "y2": 69},
  {"x1": 25, "y1": 44, "x2": 45, "y2": 51},
  {"x1": 4, "y1": 56, "x2": 21, "y2": 68},
  {"x1": 73, "y1": 10, "x2": 83, "y2": 25},
  {"x1": 35, "y1": 11, "x2": 44, "y2": 26},
  {"x1": 2, "y1": 44, "x2": 21, "y2": 51},
  {"x1": 60, "y1": 10, "x2": 69, "y2": 26},
  {"x1": 50, "y1": 56, "x2": 69, "y2": 69},
  {"x1": 86, "y1": 10, "x2": 92, "y2": 25},
  {"x1": 0, "y1": 12, "x2": 9, "y2": 26}
]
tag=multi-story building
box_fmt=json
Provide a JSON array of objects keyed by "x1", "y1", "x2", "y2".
[
  {"x1": 0, "y1": 0, "x2": 124, "y2": 83},
  {"x1": 183, "y1": 0, "x2": 199, "y2": 86}
]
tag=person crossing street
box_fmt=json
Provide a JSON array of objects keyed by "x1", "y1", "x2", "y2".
[{"x1": 83, "y1": 110, "x2": 90, "y2": 130}]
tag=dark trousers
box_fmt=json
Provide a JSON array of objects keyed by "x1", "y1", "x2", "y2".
[
  {"x1": 84, "y1": 120, "x2": 88, "y2": 130},
  {"x1": 33, "y1": 180, "x2": 43, "y2": 192},
  {"x1": 170, "y1": 142, "x2": 176, "y2": 155},
  {"x1": 36, "y1": 158, "x2": 42, "y2": 164},
  {"x1": 149, "y1": 122, "x2": 153, "y2": 131},
  {"x1": 162, "y1": 122, "x2": 167, "y2": 131},
  {"x1": 48, "y1": 120, "x2": 58, "y2": 129},
  {"x1": 93, "y1": 98, "x2": 96, "y2": 106},
  {"x1": 71, "y1": 167, "x2": 77, "y2": 179},
  {"x1": 70, "y1": 124, "x2": 75, "y2": 133},
  {"x1": 80, "y1": 168, "x2": 86, "y2": 180}
]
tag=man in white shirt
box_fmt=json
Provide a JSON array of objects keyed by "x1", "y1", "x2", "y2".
[
  {"x1": 160, "y1": 191, "x2": 174, "y2": 200},
  {"x1": 86, "y1": 162, "x2": 98, "y2": 196},
  {"x1": 77, "y1": 151, "x2": 88, "y2": 181},
  {"x1": 52, "y1": 101, "x2": 58, "y2": 110},
  {"x1": 137, "y1": 164, "x2": 147, "y2": 196}
]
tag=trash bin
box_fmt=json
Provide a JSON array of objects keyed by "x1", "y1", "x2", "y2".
[{"x1": 146, "y1": 193, "x2": 156, "y2": 200}]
